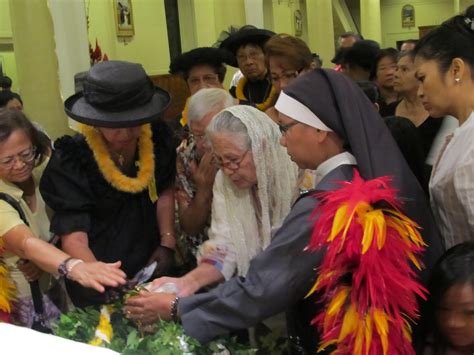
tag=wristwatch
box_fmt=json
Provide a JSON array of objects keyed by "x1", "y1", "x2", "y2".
[{"x1": 57, "y1": 257, "x2": 74, "y2": 277}]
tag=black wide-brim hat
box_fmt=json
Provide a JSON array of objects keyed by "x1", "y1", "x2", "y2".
[
  {"x1": 65, "y1": 60, "x2": 171, "y2": 128},
  {"x1": 219, "y1": 27, "x2": 275, "y2": 66},
  {"x1": 169, "y1": 47, "x2": 235, "y2": 75}
]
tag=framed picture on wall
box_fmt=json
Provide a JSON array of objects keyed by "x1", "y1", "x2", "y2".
[
  {"x1": 114, "y1": 0, "x2": 135, "y2": 37},
  {"x1": 294, "y1": 10, "x2": 303, "y2": 36},
  {"x1": 402, "y1": 4, "x2": 415, "y2": 28}
]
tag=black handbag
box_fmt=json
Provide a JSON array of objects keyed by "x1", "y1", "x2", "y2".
[{"x1": 0, "y1": 192, "x2": 52, "y2": 333}]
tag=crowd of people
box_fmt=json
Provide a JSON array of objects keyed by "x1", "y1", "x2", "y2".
[{"x1": 0, "y1": 5, "x2": 473, "y2": 354}]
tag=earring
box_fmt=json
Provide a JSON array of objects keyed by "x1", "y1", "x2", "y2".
[{"x1": 455, "y1": 77, "x2": 461, "y2": 83}]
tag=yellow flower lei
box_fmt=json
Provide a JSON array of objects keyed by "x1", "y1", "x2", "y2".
[
  {"x1": 179, "y1": 97, "x2": 190, "y2": 127},
  {"x1": 235, "y1": 76, "x2": 277, "y2": 111},
  {"x1": 0, "y1": 247, "x2": 15, "y2": 315},
  {"x1": 89, "y1": 305, "x2": 113, "y2": 346},
  {"x1": 81, "y1": 124, "x2": 156, "y2": 197}
]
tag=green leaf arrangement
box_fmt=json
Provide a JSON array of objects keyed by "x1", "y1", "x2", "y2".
[{"x1": 53, "y1": 301, "x2": 256, "y2": 354}]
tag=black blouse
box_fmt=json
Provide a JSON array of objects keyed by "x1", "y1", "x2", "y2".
[
  {"x1": 380, "y1": 101, "x2": 443, "y2": 160},
  {"x1": 230, "y1": 77, "x2": 273, "y2": 105},
  {"x1": 40, "y1": 121, "x2": 176, "y2": 307}
]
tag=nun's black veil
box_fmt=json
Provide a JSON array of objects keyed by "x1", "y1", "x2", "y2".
[{"x1": 283, "y1": 69, "x2": 444, "y2": 283}]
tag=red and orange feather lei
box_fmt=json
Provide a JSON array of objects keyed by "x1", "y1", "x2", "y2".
[{"x1": 307, "y1": 169, "x2": 427, "y2": 354}]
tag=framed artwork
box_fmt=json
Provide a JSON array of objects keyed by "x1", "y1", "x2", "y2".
[
  {"x1": 294, "y1": 10, "x2": 303, "y2": 36},
  {"x1": 402, "y1": 4, "x2": 415, "y2": 28},
  {"x1": 114, "y1": 0, "x2": 134, "y2": 37}
]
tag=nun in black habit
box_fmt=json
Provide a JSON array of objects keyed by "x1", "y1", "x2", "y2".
[{"x1": 124, "y1": 69, "x2": 444, "y2": 353}]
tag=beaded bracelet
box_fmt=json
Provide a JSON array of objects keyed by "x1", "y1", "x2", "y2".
[
  {"x1": 170, "y1": 295, "x2": 180, "y2": 323},
  {"x1": 66, "y1": 259, "x2": 84, "y2": 276}
]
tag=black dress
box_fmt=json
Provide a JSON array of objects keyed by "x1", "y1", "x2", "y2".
[
  {"x1": 380, "y1": 102, "x2": 443, "y2": 192},
  {"x1": 379, "y1": 100, "x2": 398, "y2": 117},
  {"x1": 40, "y1": 121, "x2": 176, "y2": 307},
  {"x1": 379, "y1": 102, "x2": 443, "y2": 159}
]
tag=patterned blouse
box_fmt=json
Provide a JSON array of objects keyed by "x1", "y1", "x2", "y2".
[{"x1": 175, "y1": 134, "x2": 210, "y2": 269}]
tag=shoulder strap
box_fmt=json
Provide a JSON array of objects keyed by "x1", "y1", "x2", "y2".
[
  {"x1": 0, "y1": 193, "x2": 29, "y2": 226},
  {"x1": 0, "y1": 192, "x2": 48, "y2": 330}
]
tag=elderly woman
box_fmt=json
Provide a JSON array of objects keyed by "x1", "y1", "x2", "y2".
[
  {"x1": 389, "y1": 51, "x2": 444, "y2": 187},
  {"x1": 125, "y1": 69, "x2": 443, "y2": 353},
  {"x1": 0, "y1": 108, "x2": 126, "y2": 327},
  {"x1": 169, "y1": 47, "x2": 235, "y2": 133},
  {"x1": 219, "y1": 26, "x2": 276, "y2": 110},
  {"x1": 391, "y1": 51, "x2": 442, "y2": 154},
  {"x1": 39, "y1": 61, "x2": 177, "y2": 307},
  {"x1": 127, "y1": 104, "x2": 298, "y2": 300},
  {"x1": 175, "y1": 88, "x2": 235, "y2": 269},
  {"x1": 413, "y1": 5, "x2": 474, "y2": 249}
]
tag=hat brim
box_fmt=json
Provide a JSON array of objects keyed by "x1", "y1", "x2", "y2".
[
  {"x1": 169, "y1": 47, "x2": 236, "y2": 74},
  {"x1": 64, "y1": 86, "x2": 171, "y2": 128},
  {"x1": 219, "y1": 29, "x2": 275, "y2": 65}
]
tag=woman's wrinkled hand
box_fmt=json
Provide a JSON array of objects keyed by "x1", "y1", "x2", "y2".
[
  {"x1": 17, "y1": 259, "x2": 43, "y2": 282},
  {"x1": 67, "y1": 261, "x2": 126, "y2": 293},
  {"x1": 190, "y1": 151, "x2": 218, "y2": 192},
  {"x1": 150, "y1": 275, "x2": 199, "y2": 297},
  {"x1": 124, "y1": 291, "x2": 175, "y2": 325}
]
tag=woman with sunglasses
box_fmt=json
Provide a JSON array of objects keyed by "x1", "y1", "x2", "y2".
[
  {"x1": 0, "y1": 108, "x2": 126, "y2": 327},
  {"x1": 131, "y1": 105, "x2": 298, "y2": 299}
]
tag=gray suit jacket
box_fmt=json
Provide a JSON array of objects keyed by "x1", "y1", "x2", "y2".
[{"x1": 179, "y1": 164, "x2": 356, "y2": 350}]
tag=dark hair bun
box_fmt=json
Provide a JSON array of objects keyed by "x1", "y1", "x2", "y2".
[
  {"x1": 464, "y1": 5, "x2": 474, "y2": 32},
  {"x1": 414, "y1": 6, "x2": 474, "y2": 72}
]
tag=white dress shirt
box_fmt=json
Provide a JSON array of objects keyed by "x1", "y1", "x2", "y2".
[{"x1": 429, "y1": 111, "x2": 474, "y2": 248}]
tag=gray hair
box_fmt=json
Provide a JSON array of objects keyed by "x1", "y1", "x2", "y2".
[
  {"x1": 206, "y1": 110, "x2": 251, "y2": 150},
  {"x1": 187, "y1": 88, "x2": 235, "y2": 123}
]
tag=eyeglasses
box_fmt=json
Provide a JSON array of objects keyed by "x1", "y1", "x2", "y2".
[
  {"x1": 278, "y1": 122, "x2": 300, "y2": 135},
  {"x1": 189, "y1": 132, "x2": 206, "y2": 142},
  {"x1": 213, "y1": 150, "x2": 249, "y2": 171},
  {"x1": 187, "y1": 74, "x2": 220, "y2": 88},
  {"x1": 0, "y1": 146, "x2": 37, "y2": 169},
  {"x1": 271, "y1": 71, "x2": 300, "y2": 84}
]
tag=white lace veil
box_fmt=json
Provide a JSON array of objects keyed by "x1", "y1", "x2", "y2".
[{"x1": 204, "y1": 105, "x2": 299, "y2": 278}]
